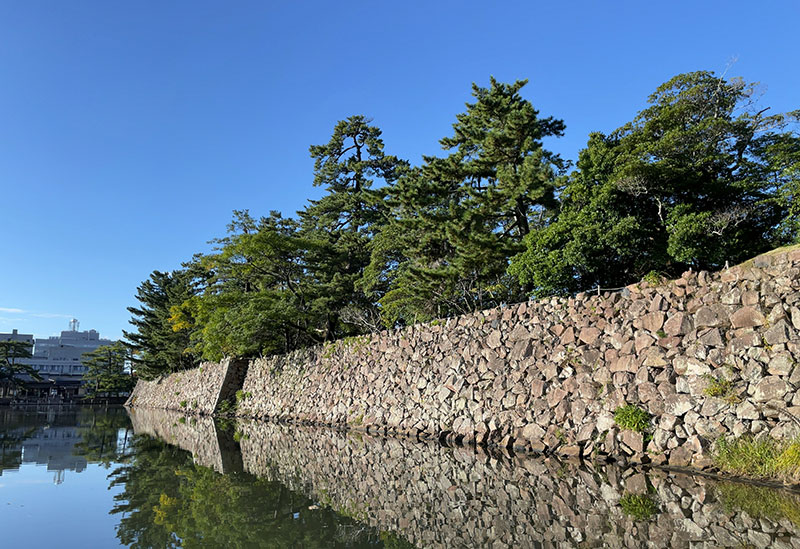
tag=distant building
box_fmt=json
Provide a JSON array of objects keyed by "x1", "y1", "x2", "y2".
[
  {"x1": 0, "y1": 320, "x2": 115, "y2": 400},
  {"x1": 22, "y1": 425, "x2": 88, "y2": 481},
  {"x1": 1, "y1": 328, "x2": 34, "y2": 346},
  {"x1": 25, "y1": 325, "x2": 115, "y2": 377}
]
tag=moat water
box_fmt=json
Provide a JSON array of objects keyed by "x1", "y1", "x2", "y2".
[{"x1": 2, "y1": 406, "x2": 800, "y2": 548}]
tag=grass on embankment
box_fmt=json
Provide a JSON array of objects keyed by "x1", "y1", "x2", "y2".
[
  {"x1": 714, "y1": 436, "x2": 800, "y2": 484},
  {"x1": 733, "y1": 242, "x2": 800, "y2": 270}
]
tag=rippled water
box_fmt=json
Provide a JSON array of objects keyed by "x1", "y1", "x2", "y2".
[{"x1": 2, "y1": 406, "x2": 800, "y2": 548}]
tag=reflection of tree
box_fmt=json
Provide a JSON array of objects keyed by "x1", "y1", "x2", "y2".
[
  {"x1": 0, "y1": 428, "x2": 35, "y2": 474},
  {"x1": 109, "y1": 434, "x2": 412, "y2": 548},
  {"x1": 109, "y1": 436, "x2": 188, "y2": 549},
  {"x1": 73, "y1": 407, "x2": 132, "y2": 467},
  {"x1": 0, "y1": 407, "x2": 58, "y2": 474}
]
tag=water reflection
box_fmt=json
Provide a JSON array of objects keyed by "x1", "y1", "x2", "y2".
[
  {"x1": 1, "y1": 406, "x2": 401, "y2": 547},
  {"x1": 130, "y1": 408, "x2": 800, "y2": 549},
  {"x1": 108, "y1": 427, "x2": 403, "y2": 547},
  {"x1": 4, "y1": 406, "x2": 800, "y2": 548},
  {"x1": 0, "y1": 406, "x2": 129, "y2": 482}
]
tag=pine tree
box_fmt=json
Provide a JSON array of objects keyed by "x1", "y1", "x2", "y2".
[
  {"x1": 82, "y1": 342, "x2": 135, "y2": 397},
  {"x1": 124, "y1": 270, "x2": 199, "y2": 379},
  {"x1": 299, "y1": 115, "x2": 406, "y2": 337},
  {"x1": 369, "y1": 78, "x2": 565, "y2": 324},
  {"x1": 0, "y1": 340, "x2": 39, "y2": 388}
]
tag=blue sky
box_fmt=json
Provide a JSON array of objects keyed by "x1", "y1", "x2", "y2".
[{"x1": 1, "y1": 1, "x2": 798, "y2": 340}]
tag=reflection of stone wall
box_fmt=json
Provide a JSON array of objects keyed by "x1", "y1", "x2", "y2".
[
  {"x1": 126, "y1": 358, "x2": 247, "y2": 416},
  {"x1": 126, "y1": 408, "x2": 241, "y2": 474},
  {"x1": 130, "y1": 248, "x2": 800, "y2": 468},
  {"x1": 235, "y1": 420, "x2": 800, "y2": 549}
]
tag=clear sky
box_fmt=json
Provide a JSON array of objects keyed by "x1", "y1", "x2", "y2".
[{"x1": 1, "y1": 1, "x2": 798, "y2": 340}]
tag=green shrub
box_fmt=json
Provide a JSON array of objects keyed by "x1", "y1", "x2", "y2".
[
  {"x1": 379, "y1": 531, "x2": 416, "y2": 549},
  {"x1": 614, "y1": 405, "x2": 650, "y2": 433},
  {"x1": 619, "y1": 492, "x2": 659, "y2": 521},
  {"x1": 217, "y1": 398, "x2": 235, "y2": 415},
  {"x1": 642, "y1": 271, "x2": 665, "y2": 286},
  {"x1": 179, "y1": 400, "x2": 187, "y2": 408}
]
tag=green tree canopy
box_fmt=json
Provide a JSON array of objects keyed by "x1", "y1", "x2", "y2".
[
  {"x1": 368, "y1": 78, "x2": 565, "y2": 324},
  {"x1": 300, "y1": 115, "x2": 407, "y2": 336},
  {"x1": 124, "y1": 270, "x2": 200, "y2": 380},
  {"x1": 510, "y1": 71, "x2": 800, "y2": 295},
  {"x1": 0, "y1": 340, "x2": 39, "y2": 387},
  {"x1": 82, "y1": 342, "x2": 135, "y2": 397},
  {"x1": 174, "y1": 211, "x2": 319, "y2": 361},
  {"x1": 125, "y1": 71, "x2": 799, "y2": 364}
]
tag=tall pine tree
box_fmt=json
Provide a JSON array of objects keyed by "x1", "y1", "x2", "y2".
[
  {"x1": 299, "y1": 115, "x2": 406, "y2": 337},
  {"x1": 124, "y1": 270, "x2": 199, "y2": 379},
  {"x1": 369, "y1": 78, "x2": 565, "y2": 324}
]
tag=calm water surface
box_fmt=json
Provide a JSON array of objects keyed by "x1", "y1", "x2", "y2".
[{"x1": 2, "y1": 406, "x2": 800, "y2": 548}]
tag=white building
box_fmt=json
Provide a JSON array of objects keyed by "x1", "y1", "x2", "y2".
[
  {"x1": 25, "y1": 325, "x2": 115, "y2": 377},
  {"x1": 0, "y1": 320, "x2": 115, "y2": 398}
]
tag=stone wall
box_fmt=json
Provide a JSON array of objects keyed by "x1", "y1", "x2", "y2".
[
  {"x1": 130, "y1": 247, "x2": 800, "y2": 469},
  {"x1": 125, "y1": 358, "x2": 247, "y2": 416}
]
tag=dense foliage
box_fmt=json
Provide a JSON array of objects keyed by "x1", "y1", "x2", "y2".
[
  {"x1": 125, "y1": 71, "x2": 799, "y2": 375},
  {"x1": 510, "y1": 72, "x2": 800, "y2": 294},
  {"x1": 124, "y1": 270, "x2": 201, "y2": 379},
  {"x1": 368, "y1": 78, "x2": 566, "y2": 323},
  {"x1": 81, "y1": 342, "x2": 136, "y2": 397},
  {"x1": 0, "y1": 340, "x2": 39, "y2": 387}
]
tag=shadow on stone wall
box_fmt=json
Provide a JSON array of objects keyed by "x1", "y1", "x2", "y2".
[{"x1": 129, "y1": 407, "x2": 800, "y2": 548}]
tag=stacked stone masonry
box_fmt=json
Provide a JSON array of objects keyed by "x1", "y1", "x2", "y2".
[
  {"x1": 237, "y1": 421, "x2": 800, "y2": 549},
  {"x1": 129, "y1": 247, "x2": 800, "y2": 469},
  {"x1": 126, "y1": 358, "x2": 247, "y2": 416}
]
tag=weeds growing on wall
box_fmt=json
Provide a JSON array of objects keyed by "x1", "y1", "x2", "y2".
[
  {"x1": 702, "y1": 374, "x2": 739, "y2": 403},
  {"x1": 714, "y1": 436, "x2": 800, "y2": 482},
  {"x1": 613, "y1": 405, "x2": 650, "y2": 433}
]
